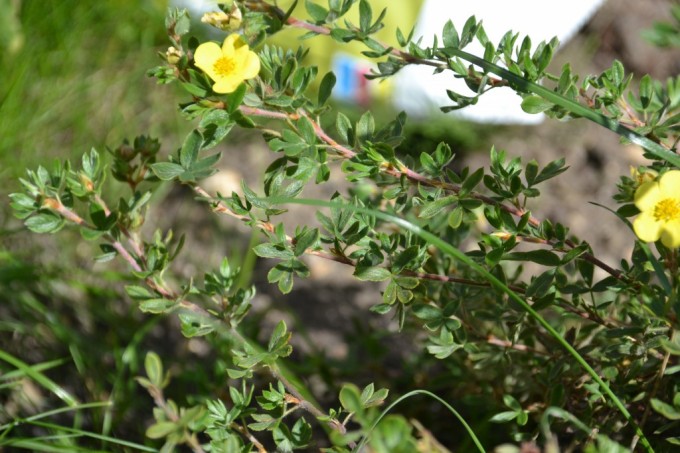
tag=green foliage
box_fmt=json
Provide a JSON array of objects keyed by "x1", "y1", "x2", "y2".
[{"x1": 7, "y1": 1, "x2": 680, "y2": 452}]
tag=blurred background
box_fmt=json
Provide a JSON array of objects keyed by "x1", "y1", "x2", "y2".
[{"x1": 1, "y1": 0, "x2": 679, "y2": 449}]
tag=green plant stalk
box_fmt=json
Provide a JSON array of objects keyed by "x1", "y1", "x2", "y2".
[
  {"x1": 441, "y1": 48, "x2": 680, "y2": 169},
  {"x1": 354, "y1": 389, "x2": 485, "y2": 453},
  {"x1": 269, "y1": 197, "x2": 655, "y2": 453}
]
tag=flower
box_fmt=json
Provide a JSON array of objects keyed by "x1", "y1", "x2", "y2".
[
  {"x1": 633, "y1": 170, "x2": 680, "y2": 248},
  {"x1": 201, "y1": 4, "x2": 242, "y2": 31},
  {"x1": 194, "y1": 34, "x2": 260, "y2": 94},
  {"x1": 630, "y1": 166, "x2": 657, "y2": 187}
]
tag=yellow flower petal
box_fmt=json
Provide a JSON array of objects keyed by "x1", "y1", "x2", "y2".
[
  {"x1": 240, "y1": 51, "x2": 261, "y2": 79},
  {"x1": 659, "y1": 170, "x2": 680, "y2": 197},
  {"x1": 213, "y1": 77, "x2": 244, "y2": 94},
  {"x1": 634, "y1": 180, "x2": 661, "y2": 212},
  {"x1": 194, "y1": 41, "x2": 222, "y2": 78},
  {"x1": 223, "y1": 33, "x2": 243, "y2": 53},
  {"x1": 633, "y1": 211, "x2": 662, "y2": 243},
  {"x1": 660, "y1": 219, "x2": 680, "y2": 248}
]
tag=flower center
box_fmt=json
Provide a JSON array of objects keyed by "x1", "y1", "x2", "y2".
[
  {"x1": 213, "y1": 57, "x2": 236, "y2": 76},
  {"x1": 653, "y1": 198, "x2": 680, "y2": 222}
]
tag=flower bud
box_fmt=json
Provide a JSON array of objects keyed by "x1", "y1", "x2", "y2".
[
  {"x1": 116, "y1": 143, "x2": 135, "y2": 162},
  {"x1": 166, "y1": 46, "x2": 182, "y2": 65},
  {"x1": 491, "y1": 231, "x2": 513, "y2": 241},
  {"x1": 201, "y1": 4, "x2": 242, "y2": 31},
  {"x1": 79, "y1": 174, "x2": 95, "y2": 192},
  {"x1": 630, "y1": 166, "x2": 658, "y2": 186},
  {"x1": 42, "y1": 198, "x2": 61, "y2": 210}
]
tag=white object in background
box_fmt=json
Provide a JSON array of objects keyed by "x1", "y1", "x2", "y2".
[{"x1": 392, "y1": 0, "x2": 605, "y2": 124}]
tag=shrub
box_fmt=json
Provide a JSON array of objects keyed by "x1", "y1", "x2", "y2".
[{"x1": 7, "y1": 1, "x2": 680, "y2": 451}]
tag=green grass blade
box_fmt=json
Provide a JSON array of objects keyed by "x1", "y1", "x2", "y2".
[
  {"x1": 353, "y1": 389, "x2": 485, "y2": 453},
  {"x1": 0, "y1": 358, "x2": 68, "y2": 382},
  {"x1": 268, "y1": 196, "x2": 655, "y2": 453},
  {"x1": 0, "y1": 349, "x2": 78, "y2": 407},
  {"x1": 9, "y1": 420, "x2": 157, "y2": 452},
  {"x1": 0, "y1": 437, "x2": 102, "y2": 452},
  {"x1": 446, "y1": 48, "x2": 680, "y2": 169},
  {"x1": 0, "y1": 402, "x2": 111, "y2": 431},
  {"x1": 103, "y1": 316, "x2": 160, "y2": 441}
]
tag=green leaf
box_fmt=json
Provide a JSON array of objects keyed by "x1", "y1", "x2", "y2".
[
  {"x1": 651, "y1": 398, "x2": 680, "y2": 420},
  {"x1": 25, "y1": 212, "x2": 65, "y2": 234},
  {"x1": 503, "y1": 250, "x2": 561, "y2": 267},
  {"x1": 354, "y1": 266, "x2": 391, "y2": 281},
  {"x1": 448, "y1": 207, "x2": 464, "y2": 229},
  {"x1": 318, "y1": 71, "x2": 336, "y2": 105},
  {"x1": 356, "y1": 111, "x2": 375, "y2": 143},
  {"x1": 173, "y1": 9, "x2": 190, "y2": 36},
  {"x1": 442, "y1": 20, "x2": 459, "y2": 48},
  {"x1": 359, "y1": 0, "x2": 372, "y2": 33},
  {"x1": 360, "y1": 383, "x2": 374, "y2": 405},
  {"x1": 268, "y1": 320, "x2": 290, "y2": 352},
  {"x1": 419, "y1": 151, "x2": 439, "y2": 175},
  {"x1": 639, "y1": 74, "x2": 653, "y2": 109},
  {"x1": 270, "y1": 265, "x2": 294, "y2": 294},
  {"x1": 366, "y1": 388, "x2": 389, "y2": 407},
  {"x1": 81, "y1": 148, "x2": 100, "y2": 177},
  {"x1": 521, "y1": 95, "x2": 553, "y2": 114},
  {"x1": 534, "y1": 158, "x2": 568, "y2": 184},
  {"x1": 139, "y1": 298, "x2": 177, "y2": 314},
  {"x1": 371, "y1": 303, "x2": 393, "y2": 314},
  {"x1": 254, "y1": 243, "x2": 294, "y2": 260},
  {"x1": 412, "y1": 303, "x2": 441, "y2": 321},
  {"x1": 660, "y1": 337, "x2": 680, "y2": 356},
  {"x1": 125, "y1": 285, "x2": 153, "y2": 300},
  {"x1": 336, "y1": 112, "x2": 352, "y2": 143},
  {"x1": 503, "y1": 394, "x2": 522, "y2": 411},
  {"x1": 459, "y1": 16, "x2": 477, "y2": 48},
  {"x1": 150, "y1": 162, "x2": 185, "y2": 181},
  {"x1": 526, "y1": 269, "x2": 556, "y2": 298},
  {"x1": 146, "y1": 421, "x2": 178, "y2": 439},
  {"x1": 419, "y1": 195, "x2": 456, "y2": 219},
  {"x1": 225, "y1": 83, "x2": 247, "y2": 114},
  {"x1": 181, "y1": 82, "x2": 207, "y2": 97},
  {"x1": 293, "y1": 228, "x2": 320, "y2": 256},
  {"x1": 305, "y1": 0, "x2": 328, "y2": 23},
  {"x1": 525, "y1": 159, "x2": 538, "y2": 185},
  {"x1": 329, "y1": 28, "x2": 356, "y2": 43},
  {"x1": 489, "y1": 411, "x2": 517, "y2": 423},
  {"x1": 180, "y1": 130, "x2": 202, "y2": 168},
  {"x1": 339, "y1": 384, "x2": 363, "y2": 413},
  {"x1": 144, "y1": 352, "x2": 163, "y2": 387},
  {"x1": 392, "y1": 245, "x2": 421, "y2": 272},
  {"x1": 610, "y1": 60, "x2": 624, "y2": 87}
]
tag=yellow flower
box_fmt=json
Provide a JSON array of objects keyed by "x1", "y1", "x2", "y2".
[
  {"x1": 630, "y1": 166, "x2": 657, "y2": 187},
  {"x1": 194, "y1": 34, "x2": 260, "y2": 94},
  {"x1": 633, "y1": 170, "x2": 680, "y2": 248}
]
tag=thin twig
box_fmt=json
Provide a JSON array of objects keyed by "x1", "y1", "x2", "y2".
[{"x1": 232, "y1": 424, "x2": 267, "y2": 453}]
